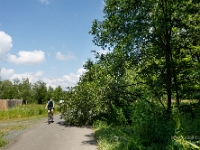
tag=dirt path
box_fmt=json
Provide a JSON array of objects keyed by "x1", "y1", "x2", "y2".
[{"x1": 3, "y1": 115, "x2": 97, "y2": 150}]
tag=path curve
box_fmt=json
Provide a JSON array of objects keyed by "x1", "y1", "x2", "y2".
[{"x1": 4, "y1": 115, "x2": 97, "y2": 150}]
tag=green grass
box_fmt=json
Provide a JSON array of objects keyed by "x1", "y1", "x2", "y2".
[
  {"x1": 0, "y1": 104, "x2": 47, "y2": 120},
  {"x1": 0, "y1": 132, "x2": 7, "y2": 148},
  {"x1": 94, "y1": 121, "x2": 136, "y2": 150}
]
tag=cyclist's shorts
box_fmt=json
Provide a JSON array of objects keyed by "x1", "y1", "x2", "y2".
[{"x1": 48, "y1": 107, "x2": 54, "y2": 110}]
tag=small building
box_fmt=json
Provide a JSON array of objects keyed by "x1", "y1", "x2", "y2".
[{"x1": 0, "y1": 99, "x2": 22, "y2": 110}]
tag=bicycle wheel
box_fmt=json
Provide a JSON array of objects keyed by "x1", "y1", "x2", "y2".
[{"x1": 48, "y1": 112, "x2": 51, "y2": 124}]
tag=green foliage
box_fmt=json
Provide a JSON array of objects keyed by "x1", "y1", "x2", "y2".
[
  {"x1": 172, "y1": 135, "x2": 200, "y2": 150},
  {"x1": 109, "y1": 104, "x2": 128, "y2": 126},
  {"x1": 94, "y1": 102, "x2": 200, "y2": 150},
  {"x1": 0, "y1": 80, "x2": 13, "y2": 99},
  {"x1": 32, "y1": 81, "x2": 48, "y2": 104},
  {"x1": 60, "y1": 81, "x2": 104, "y2": 125},
  {"x1": 53, "y1": 86, "x2": 65, "y2": 103},
  {"x1": 0, "y1": 132, "x2": 7, "y2": 148},
  {"x1": 131, "y1": 100, "x2": 175, "y2": 149},
  {"x1": 90, "y1": 0, "x2": 200, "y2": 111},
  {"x1": 0, "y1": 77, "x2": 65, "y2": 104},
  {"x1": 171, "y1": 103, "x2": 200, "y2": 149}
]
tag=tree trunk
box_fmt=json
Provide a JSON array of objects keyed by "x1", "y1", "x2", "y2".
[
  {"x1": 172, "y1": 66, "x2": 180, "y2": 107},
  {"x1": 166, "y1": 43, "x2": 172, "y2": 113}
]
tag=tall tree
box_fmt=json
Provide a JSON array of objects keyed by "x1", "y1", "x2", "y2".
[
  {"x1": 53, "y1": 86, "x2": 63, "y2": 102},
  {"x1": 19, "y1": 78, "x2": 33, "y2": 104},
  {"x1": 12, "y1": 78, "x2": 21, "y2": 99},
  {"x1": 32, "y1": 81, "x2": 47, "y2": 104},
  {"x1": 90, "y1": 0, "x2": 200, "y2": 112},
  {"x1": 0, "y1": 80, "x2": 14, "y2": 99}
]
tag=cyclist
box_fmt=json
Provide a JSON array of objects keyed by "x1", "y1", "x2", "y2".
[{"x1": 45, "y1": 98, "x2": 55, "y2": 116}]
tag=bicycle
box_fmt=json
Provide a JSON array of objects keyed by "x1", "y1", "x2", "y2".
[{"x1": 48, "y1": 110, "x2": 53, "y2": 124}]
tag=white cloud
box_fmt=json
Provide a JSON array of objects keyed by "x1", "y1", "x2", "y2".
[
  {"x1": 7, "y1": 50, "x2": 46, "y2": 65},
  {"x1": 42, "y1": 68, "x2": 86, "y2": 89},
  {"x1": 1, "y1": 67, "x2": 86, "y2": 90},
  {"x1": 35, "y1": 71, "x2": 43, "y2": 77},
  {"x1": 98, "y1": 49, "x2": 109, "y2": 55},
  {"x1": 61, "y1": 68, "x2": 86, "y2": 88},
  {"x1": 56, "y1": 51, "x2": 76, "y2": 61},
  {"x1": 1, "y1": 68, "x2": 14, "y2": 79},
  {"x1": 77, "y1": 68, "x2": 86, "y2": 75},
  {"x1": 63, "y1": 73, "x2": 79, "y2": 84},
  {"x1": 0, "y1": 31, "x2": 13, "y2": 60},
  {"x1": 10, "y1": 71, "x2": 44, "y2": 83},
  {"x1": 1, "y1": 68, "x2": 43, "y2": 83},
  {"x1": 38, "y1": 0, "x2": 50, "y2": 5}
]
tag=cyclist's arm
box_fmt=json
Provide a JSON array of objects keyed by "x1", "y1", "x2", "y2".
[{"x1": 45, "y1": 101, "x2": 49, "y2": 109}]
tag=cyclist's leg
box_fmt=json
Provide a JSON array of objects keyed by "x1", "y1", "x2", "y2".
[
  {"x1": 47, "y1": 108, "x2": 51, "y2": 122},
  {"x1": 51, "y1": 108, "x2": 54, "y2": 116},
  {"x1": 50, "y1": 108, "x2": 53, "y2": 121}
]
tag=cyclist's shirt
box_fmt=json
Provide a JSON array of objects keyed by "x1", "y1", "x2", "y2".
[{"x1": 47, "y1": 101, "x2": 54, "y2": 109}]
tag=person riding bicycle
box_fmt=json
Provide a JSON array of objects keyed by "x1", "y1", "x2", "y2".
[{"x1": 45, "y1": 98, "x2": 55, "y2": 116}]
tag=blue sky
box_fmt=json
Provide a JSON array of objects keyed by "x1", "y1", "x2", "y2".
[{"x1": 0, "y1": 0, "x2": 106, "y2": 89}]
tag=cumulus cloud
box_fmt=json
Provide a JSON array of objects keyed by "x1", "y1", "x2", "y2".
[
  {"x1": 56, "y1": 51, "x2": 76, "y2": 61},
  {"x1": 38, "y1": 0, "x2": 50, "y2": 5},
  {"x1": 1, "y1": 68, "x2": 43, "y2": 83},
  {"x1": 41, "y1": 68, "x2": 86, "y2": 89},
  {"x1": 61, "y1": 68, "x2": 86, "y2": 87},
  {"x1": 10, "y1": 71, "x2": 44, "y2": 83},
  {"x1": 45, "y1": 68, "x2": 86, "y2": 89},
  {"x1": 1, "y1": 68, "x2": 15, "y2": 79},
  {"x1": 0, "y1": 31, "x2": 13, "y2": 60},
  {"x1": 77, "y1": 68, "x2": 86, "y2": 75},
  {"x1": 7, "y1": 50, "x2": 46, "y2": 65}
]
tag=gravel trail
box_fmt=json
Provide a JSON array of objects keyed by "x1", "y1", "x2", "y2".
[{"x1": 2, "y1": 115, "x2": 97, "y2": 150}]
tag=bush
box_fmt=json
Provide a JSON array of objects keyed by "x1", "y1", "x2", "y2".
[{"x1": 130, "y1": 100, "x2": 175, "y2": 149}]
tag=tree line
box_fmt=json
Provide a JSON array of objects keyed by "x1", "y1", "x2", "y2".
[{"x1": 0, "y1": 78, "x2": 66, "y2": 104}]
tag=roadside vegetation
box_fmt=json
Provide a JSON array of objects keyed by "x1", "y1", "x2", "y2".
[{"x1": 93, "y1": 101, "x2": 200, "y2": 150}]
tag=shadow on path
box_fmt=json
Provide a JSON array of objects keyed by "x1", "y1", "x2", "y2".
[{"x1": 82, "y1": 133, "x2": 97, "y2": 146}]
